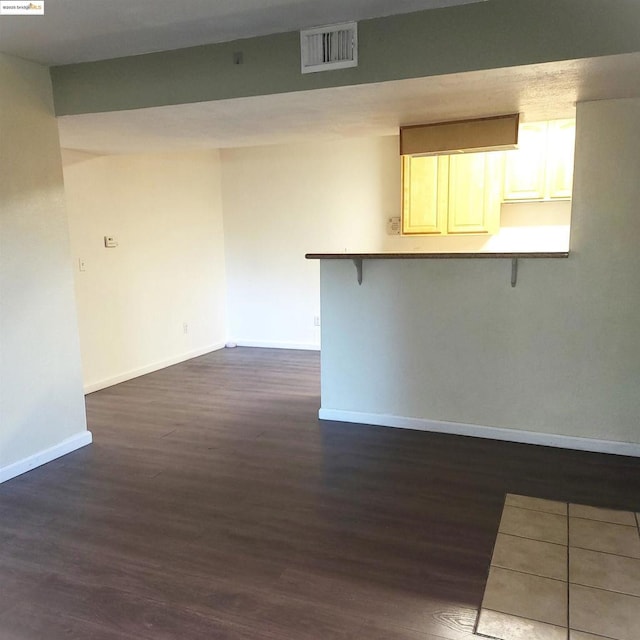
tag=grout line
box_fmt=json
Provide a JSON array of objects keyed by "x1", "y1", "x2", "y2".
[
  {"x1": 569, "y1": 582, "x2": 640, "y2": 599},
  {"x1": 566, "y1": 626, "x2": 619, "y2": 640},
  {"x1": 495, "y1": 531, "x2": 568, "y2": 548},
  {"x1": 489, "y1": 564, "x2": 568, "y2": 584},
  {"x1": 568, "y1": 544, "x2": 640, "y2": 561},
  {"x1": 568, "y1": 515, "x2": 638, "y2": 528},
  {"x1": 503, "y1": 503, "x2": 567, "y2": 517},
  {"x1": 497, "y1": 530, "x2": 567, "y2": 546},
  {"x1": 568, "y1": 578, "x2": 640, "y2": 599}
]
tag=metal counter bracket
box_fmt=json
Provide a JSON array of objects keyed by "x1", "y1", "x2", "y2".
[
  {"x1": 511, "y1": 257, "x2": 518, "y2": 288},
  {"x1": 352, "y1": 258, "x2": 363, "y2": 285}
]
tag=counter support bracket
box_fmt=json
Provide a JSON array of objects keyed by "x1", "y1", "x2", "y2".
[
  {"x1": 306, "y1": 252, "x2": 569, "y2": 287},
  {"x1": 352, "y1": 258, "x2": 363, "y2": 285}
]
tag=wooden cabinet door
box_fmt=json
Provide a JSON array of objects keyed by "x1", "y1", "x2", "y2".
[
  {"x1": 447, "y1": 152, "x2": 502, "y2": 234},
  {"x1": 546, "y1": 119, "x2": 575, "y2": 199},
  {"x1": 503, "y1": 122, "x2": 548, "y2": 201},
  {"x1": 402, "y1": 155, "x2": 449, "y2": 235}
]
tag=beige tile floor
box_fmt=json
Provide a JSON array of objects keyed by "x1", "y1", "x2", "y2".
[{"x1": 476, "y1": 494, "x2": 640, "y2": 640}]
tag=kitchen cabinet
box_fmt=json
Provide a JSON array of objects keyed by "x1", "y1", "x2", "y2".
[
  {"x1": 447, "y1": 152, "x2": 502, "y2": 234},
  {"x1": 502, "y1": 122, "x2": 548, "y2": 201},
  {"x1": 401, "y1": 155, "x2": 449, "y2": 234},
  {"x1": 503, "y1": 119, "x2": 575, "y2": 202},
  {"x1": 402, "y1": 152, "x2": 502, "y2": 236},
  {"x1": 546, "y1": 120, "x2": 576, "y2": 199}
]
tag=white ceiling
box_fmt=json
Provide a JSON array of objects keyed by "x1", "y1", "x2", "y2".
[
  {"x1": 0, "y1": 0, "x2": 483, "y2": 66},
  {"x1": 58, "y1": 54, "x2": 640, "y2": 155}
]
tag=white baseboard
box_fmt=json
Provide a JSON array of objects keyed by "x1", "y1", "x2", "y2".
[
  {"x1": 318, "y1": 409, "x2": 640, "y2": 458},
  {"x1": 0, "y1": 430, "x2": 93, "y2": 485},
  {"x1": 234, "y1": 340, "x2": 320, "y2": 351},
  {"x1": 84, "y1": 343, "x2": 226, "y2": 394}
]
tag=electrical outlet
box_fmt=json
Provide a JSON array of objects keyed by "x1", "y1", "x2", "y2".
[
  {"x1": 78, "y1": 259, "x2": 87, "y2": 272},
  {"x1": 183, "y1": 323, "x2": 189, "y2": 334},
  {"x1": 313, "y1": 316, "x2": 321, "y2": 327}
]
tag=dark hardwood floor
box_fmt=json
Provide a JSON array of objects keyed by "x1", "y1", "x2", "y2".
[{"x1": 1, "y1": 347, "x2": 639, "y2": 639}]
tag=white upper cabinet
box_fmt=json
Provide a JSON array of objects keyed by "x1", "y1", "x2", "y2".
[
  {"x1": 503, "y1": 119, "x2": 576, "y2": 202},
  {"x1": 546, "y1": 120, "x2": 576, "y2": 199},
  {"x1": 503, "y1": 122, "x2": 548, "y2": 201}
]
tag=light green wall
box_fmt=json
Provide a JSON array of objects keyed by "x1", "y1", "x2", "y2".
[
  {"x1": 51, "y1": 0, "x2": 640, "y2": 116},
  {"x1": 0, "y1": 54, "x2": 88, "y2": 469},
  {"x1": 320, "y1": 98, "x2": 640, "y2": 445}
]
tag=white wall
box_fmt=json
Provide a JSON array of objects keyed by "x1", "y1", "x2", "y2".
[
  {"x1": 221, "y1": 137, "x2": 396, "y2": 350},
  {"x1": 0, "y1": 54, "x2": 89, "y2": 479},
  {"x1": 63, "y1": 150, "x2": 227, "y2": 392},
  {"x1": 319, "y1": 98, "x2": 640, "y2": 451}
]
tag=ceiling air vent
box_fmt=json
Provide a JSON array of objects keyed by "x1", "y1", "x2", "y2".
[{"x1": 300, "y1": 22, "x2": 358, "y2": 74}]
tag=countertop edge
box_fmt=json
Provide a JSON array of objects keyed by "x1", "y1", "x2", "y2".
[{"x1": 305, "y1": 251, "x2": 570, "y2": 260}]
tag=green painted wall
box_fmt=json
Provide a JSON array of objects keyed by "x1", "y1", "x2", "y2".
[
  {"x1": 319, "y1": 98, "x2": 640, "y2": 447},
  {"x1": 51, "y1": 0, "x2": 640, "y2": 116}
]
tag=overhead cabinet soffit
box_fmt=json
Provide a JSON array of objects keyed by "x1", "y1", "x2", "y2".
[{"x1": 400, "y1": 114, "x2": 520, "y2": 156}]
